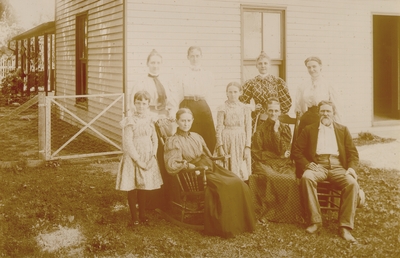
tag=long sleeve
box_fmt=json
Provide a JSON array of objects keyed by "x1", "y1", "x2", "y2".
[
  {"x1": 171, "y1": 73, "x2": 185, "y2": 105},
  {"x1": 252, "y1": 121, "x2": 291, "y2": 161},
  {"x1": 251, "y1": 129, "x2": 263, "y2": 160},
  {"x1": 201, "y1": 137, "x2": 213, "y2": 157},
  {"x1": 271, "y1": 124, "x2": 292, "y2": 156},
  {"x1": 277, "y1": 79, "x2": 292, "y2": 114},
  {"x1": 292, "y1": 128, "x2": 312, "y2": 172},
  {"x1": 123, "y1": 125, "x2": 141, "y2": 162},
  {"x1": 151, "y1": 125, "x2": 158, "y2": 157},
  {"x1": 244, "y1": 106, "x2": 252, "y2": 147},
  {"x1": 215, "y1": 107, "x2": 225, "y2": 148},
  {"x1": 343, "y1": 126, "x2": 359, "y2": 170},
  {"x1": 239, "y1": 80, "x2": 253, "y2": 104},
  {"x1": 164, "y1": 137, "x2": 187, "y2": 175},
  {"x1": 164, "y1": 75, "x2": 181, "y2": 115},
  {"x1": 295, "y1": 84, "x2": 307, "y2": 115}
]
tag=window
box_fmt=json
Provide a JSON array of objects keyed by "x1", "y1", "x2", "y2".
[
  {"x1": 241, "y1": 7, "x2": 285, "y2": 81},
  {"x1": 76, "y1": 13, "x2": 88, "y2": 104}
]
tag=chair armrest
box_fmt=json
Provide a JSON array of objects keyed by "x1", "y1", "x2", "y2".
[
  {"x1": 279, "y1": 114, "x2": 296, "y2": 124},
  {"x1": 181, "y1": 166, "x2": 209, "y2": 173},
  {"x1": 210, "y1": 155, "x2": 230, "y2": 161}
]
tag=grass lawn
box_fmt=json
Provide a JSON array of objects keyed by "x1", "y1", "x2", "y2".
[
  {"x1": 1, "y1": 161, "x2": 399, "y2": 257},
  {"x1": 1, "y1": 106, "x2": 399, "y2": 257}
]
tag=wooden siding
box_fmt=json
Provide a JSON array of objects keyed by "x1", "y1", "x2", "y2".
[
  {"x1": 126, "y1": 0, "x2": 242, "y2": 121},
  {"x1": 126, "y1": 0, "x2": 399, "y2": 132},
  {"x1": 54, "y1": 0, "x2": 399, "y2": 137},
  {"x1": 55, "y1": 0, "x2": 123, "y2": 95},
  {"x1": 55, "y1": 0, "x2": 124, "y2": 145}
]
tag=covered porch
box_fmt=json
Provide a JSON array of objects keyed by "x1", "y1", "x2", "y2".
[{"x1": 9, "y1": 21, "x2": 55, "y2": 96}]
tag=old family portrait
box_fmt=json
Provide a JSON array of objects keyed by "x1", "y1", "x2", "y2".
[{"x1": 116, "y1": 46, "x2": 366, "y2": 243}]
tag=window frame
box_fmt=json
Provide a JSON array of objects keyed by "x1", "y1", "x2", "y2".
[{"x1": 240, "y1": 6, "x2": 286, "y2": 81}]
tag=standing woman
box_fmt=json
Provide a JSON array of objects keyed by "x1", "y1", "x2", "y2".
[
  {"x1": 177, "y1": 46, "x2": 216, "y2": 152},
  {"x1": 130, "y1": 49, "x2": 179, "y2": 119},
  {"x1": 216, "y1": 82, "x2": 252, "y2": 181},
  {"x1": 295, "y1": 56, "x2": 339, "y2": 135},
  {"x1": 239, "y1": 51, "x2": 292, "y2": 129}
]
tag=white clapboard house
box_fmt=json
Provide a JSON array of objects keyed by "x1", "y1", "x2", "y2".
[{"x1": 54, "y1": 0, "x2": 400, "y2": 141}]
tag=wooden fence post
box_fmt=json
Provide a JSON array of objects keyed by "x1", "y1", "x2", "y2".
[{"x1": 38, "y1": 91, "x2": 46, "y2": 160}]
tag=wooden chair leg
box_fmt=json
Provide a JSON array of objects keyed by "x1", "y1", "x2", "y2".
[{"x1": 181, "y1": 196, "x2": 187, "y2": 222}]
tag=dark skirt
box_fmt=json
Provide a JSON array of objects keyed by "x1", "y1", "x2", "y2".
[
  {"x1": 145, "y1": 136, "x2": 169, "y2": 210},
  {"x1": 250, "y1": 161, "x2": 303, "y2": 223},
  {"x1": 193, "y1": 155, "x2": 256, "y2": 238},
  {"x1": 179, "y1": 99, "x2": 216, "y2": 152}
]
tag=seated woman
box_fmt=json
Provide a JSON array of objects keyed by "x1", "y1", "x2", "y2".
[
  {"x1": 250, "y1": 98, "x2": 302, "y2": 223},
  {"x1": 164, "y1": 108, "x2": 256, "y2": 238}
]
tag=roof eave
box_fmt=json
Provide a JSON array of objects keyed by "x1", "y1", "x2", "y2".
[{"x1": 12, "y1": 21, "x2": 55, "y2": 41}]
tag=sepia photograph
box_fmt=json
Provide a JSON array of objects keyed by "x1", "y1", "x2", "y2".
[{"x1": 0, "y1": 0, "x2": 399, "y2": 257}]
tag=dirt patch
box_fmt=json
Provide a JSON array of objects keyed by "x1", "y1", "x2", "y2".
[{"x1": 36, "y1": 226, "x2": 85, "y2": 254}]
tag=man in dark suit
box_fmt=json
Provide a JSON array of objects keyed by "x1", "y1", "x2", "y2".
[{"x1": 292, "y1": 100, "x2": 360, "y2": 243}]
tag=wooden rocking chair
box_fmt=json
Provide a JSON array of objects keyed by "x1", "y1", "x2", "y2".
[
  {"x1": 172, "y1": 165, "x2": 208, "y2": 225},
  {"x1": 154, "y1": 118, "x2": 226, "y2": 230}
]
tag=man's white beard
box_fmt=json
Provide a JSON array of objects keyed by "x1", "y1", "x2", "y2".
[{"x1": 321, "y1": 117, "x2": 332, "y2": 126}]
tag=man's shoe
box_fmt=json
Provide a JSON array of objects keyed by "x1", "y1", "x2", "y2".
[
  {"x1": 339, "y1": 227, "x2": 358, "y2": 244},
  {"x1": 306, "y1": 223, "x2": 321, "y2": 234}
]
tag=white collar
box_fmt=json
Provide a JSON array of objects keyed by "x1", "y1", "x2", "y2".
[{"x1": 258, "y1": 73, "x2": 269, "y2": 78}]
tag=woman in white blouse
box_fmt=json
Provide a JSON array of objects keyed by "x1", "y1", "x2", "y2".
[
  {"x1": 177, "y1": 46, "x2": 216, "y2": 152},
  {"x1": 130, "y1": 49, "x2": 178, "y2": 119},
  {"x1": 295, "y1": 56, "x2": 339, "y2": 135},
  {"x1": 129, "y1": 49, "x2": 179, "y2": 210}
]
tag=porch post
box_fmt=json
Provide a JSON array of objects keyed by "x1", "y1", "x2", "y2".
[
  {"x1": 15, "y1": 40, "x2": 18, "y2": 70},
  {"x1": 27, "y1": 38, "x2": 31, "y2": 96},
  {"x1": 44, "y1": 34, "x2": 48, "y2": 94},
  {"x1": 35, "y1": 36, "x2": 39, "y2": 92}
]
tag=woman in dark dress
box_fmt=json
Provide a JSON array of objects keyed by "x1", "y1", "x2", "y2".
[
  {"x1": 250, "y1": 98, "x2": 302, "y2": 223},
  {"x1": 164, "y1": 108, "x2": 256, "y2": 238},
  {"x1": 239, "y1": 51, "x2": 292, "y2": 130}
]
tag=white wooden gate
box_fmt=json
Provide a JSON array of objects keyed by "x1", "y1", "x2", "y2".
[{"x1": 41, "y1": 93, "x2": 124, "y2": 161}]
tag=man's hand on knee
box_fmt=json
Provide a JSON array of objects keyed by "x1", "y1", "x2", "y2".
[
  {"x1": 306, "y1": 162, "x2": 328, "y2": 173},
  {"x1": 345, "y1": 168, "x2": 358, "y2": 181}
]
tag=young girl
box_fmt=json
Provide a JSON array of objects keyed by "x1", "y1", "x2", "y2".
[
  {"x1": 216, "y1": 82, "x2": 252, "y2": 181},
  {"x1": 116, "y1": 91, "x2": 163, "y2": 227}
]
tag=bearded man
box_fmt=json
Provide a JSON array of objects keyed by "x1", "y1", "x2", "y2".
[{"x1": 292, "y1": 100, "x2": 360, "y2": 243}]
